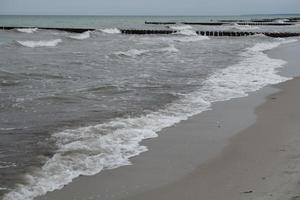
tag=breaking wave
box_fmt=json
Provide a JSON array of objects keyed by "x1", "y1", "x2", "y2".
[
  {"x1": 100, "y1": 28, "x2": 121, "y2": 34},
  {"x1": 114, "y1": 45, "x2": 178, "y2": 58},
  {"x1": 16, "y1": 39, "x2": 62, "y2": 48},
  {"x1": 174, "y1": 29, "x2": 198, "y2": 36},
  {"x1": 170, "y1": 25, "x2": 193, "y2": 30},
  {"x1": 16, "y1": 28, "x2": 38, "y2": 33},
  {"x1": 169, "y1": 24, "x2": 198, "y2": 36},
  {"x1": 230, "y1": 23, "x2": 260, "y2": 31},
  {"x1": 275, "y1": 19, "x2": 289, "y2": 24},
  {"x1": 3, "y1": 38, "x2": 297, "y2": 200},
  {"x1": 68, "y1": 31, "x2": 91, "y2": 40}
]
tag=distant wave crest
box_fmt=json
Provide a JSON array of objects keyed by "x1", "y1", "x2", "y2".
[
  {"x1": 114, "y1": 45, "x2": 178, "y2": 58},
  {"x1": 230, "y1": 23, "x2": 260, "y2": 31}
]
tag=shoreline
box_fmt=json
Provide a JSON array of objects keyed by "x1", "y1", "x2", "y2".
[
  {"x1": 125, "y1": 77, "x2": 300, "y2": 200},
  {"x1": 36, "y1": 40, "x2": 300, "y2": 200},
  {"x1": 123, "y1": 42, "x2": 300, "y2": 200}
]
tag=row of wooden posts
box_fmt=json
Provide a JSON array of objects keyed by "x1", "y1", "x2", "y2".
[
  {"x1": 1, "y1": 27, "x2": 300, "y2": 38},
  {"x1": 121, "y1": 29, "x2": 300, "y2": 38},
  {"x1": 145, "y1": 21, "x2": 295, "y2": 26}
]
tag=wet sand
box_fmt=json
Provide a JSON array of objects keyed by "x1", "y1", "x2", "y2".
[{"x1": 38, "y1": 40, "x2": 300, "y2": 200}]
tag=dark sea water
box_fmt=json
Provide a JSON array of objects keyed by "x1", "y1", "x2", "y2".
[{"x1": 0, "y1": 15, "x2": 299, "y2": 200}]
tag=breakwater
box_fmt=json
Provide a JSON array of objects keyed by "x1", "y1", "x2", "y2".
[
  {"x1": 2, "y1": 26, "x2": 300, "y2": 37},
  {"x1": 121, "y1": 29, "x2": 300, "y2": 37},
  {"x1": 145, "y1": 21, "x2": 294, "y2": 26}
]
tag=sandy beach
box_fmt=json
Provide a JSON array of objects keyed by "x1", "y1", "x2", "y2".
[{"x1": 36, "y1": 40, "x2": 300, "y2": 200}]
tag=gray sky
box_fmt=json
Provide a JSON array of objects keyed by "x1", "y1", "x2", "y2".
[{"x1": 0, "y1": 0, "x2": 299, "y2": 15}]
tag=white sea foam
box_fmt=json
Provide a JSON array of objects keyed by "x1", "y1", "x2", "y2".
[
  {"x1": 275, "y1": 19, "x2": 288, "y2": 24},
  {"x1": 140, "y1": 35, "x2": 209, "y2": 44},
  {"x1": 172, "y1": 36, "x2": 210, "y2": 42},
  {"x1": 16, "y1": 28, "x2": 38, "y2": 33},
  {"x1": 3, "y1": 38, "x2": 298, "y2": 200},
  {"x1": 169, "y1": 24, "x2": 198, "y2": 36},
  {"x1": 68, "y1": 31, "x2": 91, "y2": 40},
  {"x1": 174, "y1": 29, "x2": 198, "y2": 36},
  {"x1": 140, "y1": 23, "x2": 208, "y2": 44},
  {"x1": 100, "y1": 28, "x2": 121, "y2": 34},
  {"x1": 0, "y1": 161, "x2": 16, "y2": 169},
  {"x1": 16, "y1": 39, "x2": 62, "y2": 48},
  {"x1": 114, "y1": 45, "x2": 178, "y2": 58},
  {"x1": 230, "y1": 23, "x2": 260, "y2": 31},
  {"x1": 170, "y1": 25, "x2": 193, "y2": 30},
  {"x1": 249, "y1": 39, "x2": 298, "y2": 51}
]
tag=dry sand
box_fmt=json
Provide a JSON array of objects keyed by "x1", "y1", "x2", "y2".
[{"x1": 38, "y1": 41, "x2": 300, "y2": 200}]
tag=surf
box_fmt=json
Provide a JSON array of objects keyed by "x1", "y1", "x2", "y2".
[
  {"x1": 16, "y1": 39, "x2": 62, "y2": 48},
  {"x1": 3, "y1": 38, "x2": 297, "y2": 200}
]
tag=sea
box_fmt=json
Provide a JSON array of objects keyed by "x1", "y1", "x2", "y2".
[{"x1": 0, "y1": 15, "x2": 299, "y2": 200}]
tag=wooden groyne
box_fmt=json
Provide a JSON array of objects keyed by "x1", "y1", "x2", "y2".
[
  {"x1": 289, "y1": 17, "x2": 300, "y2": 22},
  {"x1": 145, "y1": 17, "x2": 300, "y2": 25},
  {"x1": 184, "y1": 22, "x2": 294, "y2": 26},
  {"x1": 219, "y1": 18, "x2": 300, "y2": 23},
  {"x1": 121, "y1": 29, "x2": 176, "y2": 34},
  {"x1": 1, "y1": 27, "x2": 95, "y2": 33},
  {"x1": 235, "y1": 22, "x2": 293, "y2": 26},
  {"x1": 145, "y1": 21, "x2": 294, "y2": 26},
  {"x1": 121, "y1": 29, "x2": 300, "y2": 38},
  {"x1": 2, "y1": 26, "x2": 300, "y2": 38},
  {"x1": 145, "y1": 21, "x2": 176, "y2": 25},
  {"x1": 219, "y1": 19, "x2": 275, "y2": 23},
  {"x1": 196, "y1": 31, "x2": 300, "y2": 38}
]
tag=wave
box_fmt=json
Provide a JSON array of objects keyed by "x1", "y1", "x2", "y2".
[
  {"x1": 275, "y1": 19, "x2": 288, "y2": 24},
  {"x1": 249, "y1": 39, "x2": 298, "y2": 51},
  {"x1": 16, "y1": 28, "x2": 38, "y2": 33},
  {"x1": 155, "y1": 45, "x2": 179, "y2": 53},
  {"x1": 170, "y1": 25, "x2": 193, "y2": 30},
  {"x1": 169, "y1": 24, "x2": 198, "y2": 36},
  {"x1": 115, "y1": 49, "x2": 149, "y2": 57},
  {"x1": 99, "y1": 28, "x2": 121, "y2": 34},
  {"x1": 68, "y1": 31, "x2": 91, "y2": 40},
  {"x1": 172, "y1": 36, "x2": 210, "y2": 42},
  {"x1": 16, "y1": 39, "x2": 62, "y2": 48},
  {"x1": 140, "y1": 35, "x2": 210, "y2": 44},
  {"x1": 0, "y1": 161, "x2": 16, "y2": 169},
  {"x1": 174, "y1": 29, "x2": 198, "y2": 36},
  {"x1": 3, "y1": 38, "x2": 297, "y2": 200},
  {"x1": 0, "y1": 128, "x2": 17, "y2": 131},
  {"x1": 114, "y1": 45, "x2": 178, "y2": 58},
  {"x1": 229, "y1": 23, "x2": 260, "y2": 31}
]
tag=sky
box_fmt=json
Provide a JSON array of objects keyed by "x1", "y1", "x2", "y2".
[{"x1": 0, "y1": 0, "x2": 300, "y2": 16}]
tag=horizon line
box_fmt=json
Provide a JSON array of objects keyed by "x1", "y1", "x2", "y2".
[{"x1": 0, "y1": 13, "x2": 300, "y2": 17}]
